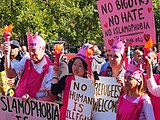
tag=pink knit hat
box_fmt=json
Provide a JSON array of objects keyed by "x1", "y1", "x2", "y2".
[
  {"x1": 112, "y1": 36, "x2": 126, "y2": 55},
  {"x1": 27, "y1": 32, "x2": 46, "y2": 48},
  {"x1": 76, "y1": 44, "x2": 92, "y2": 63},
  {"x1": 125, "y1": 63, "x2": 144, "y2": 81}
]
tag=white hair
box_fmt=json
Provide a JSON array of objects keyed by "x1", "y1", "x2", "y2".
[{"x1": 38, "y1": 36, "x2": 46, "y2": 48}]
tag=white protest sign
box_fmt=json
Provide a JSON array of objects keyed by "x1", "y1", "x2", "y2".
[
  {"x1": 92, "y1": 77, "x2": 121, "y2": 120},
  {"x1": 0, "y1": 95, "x2": 60, "y2": 120},
  {"x1": 66, "y1": 76, "x2": 95, "y2": 120}
]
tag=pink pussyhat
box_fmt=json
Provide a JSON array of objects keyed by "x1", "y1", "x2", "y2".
[
  {"x1": 112, "y1": 36, "x2": 126, "y2": 55},
  {"x1": 125, "y1": 63, "x2": 144, "y2": 82},
  {"x1": 76, "y1": 44, "x2": 93, "y2": 63},
  {"x1": 27, "y1": 31, "x2": 45, "y2": 48}
]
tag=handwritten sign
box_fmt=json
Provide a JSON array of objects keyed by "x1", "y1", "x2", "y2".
[
  {"x1": 66, "y1": 76, "x2": 95, "y2": 120},
  {"x1": 0, "y1": 95, "x2": 60, "y2": 120},
  {"x1": 92, "y1": 77, "x2": 121, "y2": 119},
  {"x1": 97, "y1": 0, "x2": 156, "y2": 49}
]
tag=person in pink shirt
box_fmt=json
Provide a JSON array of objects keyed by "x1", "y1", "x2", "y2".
[
  {"x1": 116, "y1": 63, "x2": 155, "y2": 120},
  {"x1": 51, "y1": 44, "x2": 95, "y2": 120},
  {"x1": 145, "y1": 53, "x2": 160, "y2": 120},
  {"x1": 3, "y1": 32, "x2": 56, "y2": 102}
]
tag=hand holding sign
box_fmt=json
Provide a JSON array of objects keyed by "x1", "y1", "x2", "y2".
[{"x1": 3, "y1": 24, "x2": 13, "y2": 45}]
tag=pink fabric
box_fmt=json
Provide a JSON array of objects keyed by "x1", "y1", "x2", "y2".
[
  {"x1": 27, "y1": 32, "x2": 44, "y2": 48},
  {"x1": 112, "y1": 36, "x2": 125, "y2": 55},
  {"x1": 150, "y1": 74, "x2": 160, "y2": 120},
  {"x1": 60, "y1": 75, "x2": 75, "y2": 120},
  {"x1": 14, "y1": 55, "x2": 52, "y2": 98},
  {"x1": 116, "y1": 94, "x2": 145, "y2": 120},
  {"x1": 125, "y1": 63, "x2": 144, "y2": 82}
]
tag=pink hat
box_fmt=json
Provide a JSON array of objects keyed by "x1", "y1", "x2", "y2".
[
  {"x1": 75, "y1": 44, "x2": 91, "y2": 63},
  {"x1": 112, "y1": 36, "x2": 126, "y2": 55},
  {"x1": 125, "y1": 63, "x2": 144, "y2": 81},
  {"x1": 158, "y1": 53, "x2": 160, "y2": 63},
  {"x1": 27, "y1": 32, "x2": 46, "y2": 48}
]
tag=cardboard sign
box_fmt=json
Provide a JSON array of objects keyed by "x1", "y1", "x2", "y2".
[
  {"x1": 92, "y1": 77, "x2": 121, "y2": 120},
  {"x1": 66, "y1": 76, "x2": 95, "y2": 120},
  {"x1": 97, "y1": 0, "x2": 156, "y2": 49},
  {"x1": 0, "y1": 95, "x2": 60, "y2": 120}
]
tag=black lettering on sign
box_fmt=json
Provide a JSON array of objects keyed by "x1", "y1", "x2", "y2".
[
  {"x1": 93, "y1": 98, "x2": 118, "y2": 113},
  {"x1": 73, "y1": 82, "x2": 87, "y2": 91},
  {"x1": 78, "y1": 104, "x2": 84, "y2": 113},
  {"x1": 101, "y1": 3, "x2": 113, "y2": 15},
  {"x1": 46, "y1": 103, "x2": 52, "y2": 119},
  {"x1": 53, "y1": 105, "x2": 60, "y2": 120},
  {"x1": 17, "y1": 99, "x2": 24, "y2": 114},
  {"x1": 115, "y1": 0, "x2": 149, "y2": 10},
  {"x1": 0, "y1": 96, "x2": 60, "y2": 120},
  {"x1": 15, "y1": 115, "x2": 28, "y2": 120},
  {"x1": 66, "y1": 110, "x2": 90, "y2": 120},
  {"x1": 24, "y1": 100, "x2": 31, "y2": 115},
  {"x1": 30, "y1": 100, "x2": 37, "y2": 116},
  {"x1": 95, "y1": 83, "x2": 121, "y2": 98},
  {"x1": 105, "y1": 29, "x2": 112, "y2": 37},
  {"x1": 1, "y1": 96, "x2": 7, "y2": 111},
  {"x1": 73, "y1": 101, "x2": 77, "y2": 111},
  {"x1": 108, "y1": 15, "x2": 120, "y2": 27}
]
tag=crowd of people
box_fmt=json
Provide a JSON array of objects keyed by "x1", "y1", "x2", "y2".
[{"x1": 0, "y1": 31, "x2": 160, "y2": 120}]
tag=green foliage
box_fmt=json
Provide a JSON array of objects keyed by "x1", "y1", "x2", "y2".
[
  {"x1": 152, "y1": 0, "x2": 160, "y2": 39},
  {"x1": 0, "y1": 0, "x2": 159, "y2": 45}
]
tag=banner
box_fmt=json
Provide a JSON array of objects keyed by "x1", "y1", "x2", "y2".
[
  {"x1": 97, "y1": 0, "x2": 156, "y2": 49},
  {"x1": 0, "y1": 95, "x2": 60, "y2": 120},
  {"x1": 92, "y1": 77, "x2": 121, "y2": 119},
  {"x1": 66, "y1": 76, "x2": 95, "y2": 120}
]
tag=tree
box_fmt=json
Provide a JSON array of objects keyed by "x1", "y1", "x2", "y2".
[
  {"x1": 152, "y1": 0, "x2": 160, "y2": 43},
  {"x1": 0, "y1": 0, "x2": 159, "y2": 46}
]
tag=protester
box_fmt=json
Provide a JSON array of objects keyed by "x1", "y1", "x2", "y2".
[
  {"x1": 145, "y1": 54, "x2": 160, "y2": 92},
  {"x1": 100, "y1": 49, "x2": 110, "y2": 73},
  {"x1": 21, "y1": 45, "x2": 30, "y2": 57},
  {"x1": 147, "y1": 51, "x2": 159, "y2": 74},
  {"x1": 10, "y1": 40, "x2": 25, "y2": 66},
  {"x1": 92, "y1": 44, "x2": 106, "y2": 75},
  {"x1": 116, "y1": 63, "x2": 155, "y2": 120},
  {"x1": 4, "y1": 32, "x2": 56, "y2": 102},
  {"x1": 100, "y1": 36, "x2": 126, "y2": 86},
  {"x1": 7, "y1": 40, "x2": 25, "y2": 95},
  {"x1": 145, "y1": 53, "x2": 160, "y2": 120},
  {"x1": 51, "y1": 44, "x2": 95, "y2": 120},
  {"x1": 131, "y1": 48, "x2": 143, "y2": 65}
]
